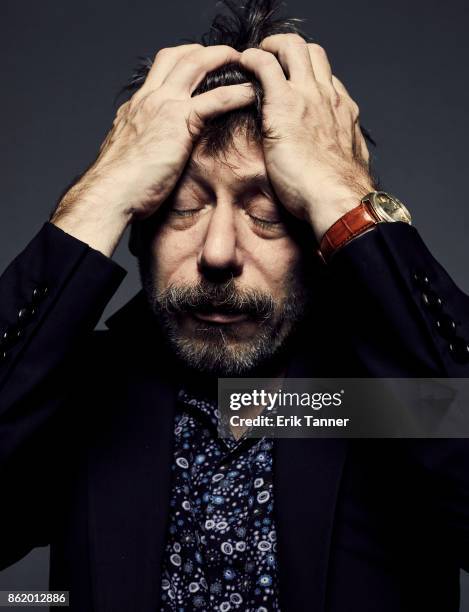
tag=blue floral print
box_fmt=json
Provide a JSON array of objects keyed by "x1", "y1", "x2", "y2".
[{"x1": 159, "y1": 390, "x2": 280, "y2": 611}]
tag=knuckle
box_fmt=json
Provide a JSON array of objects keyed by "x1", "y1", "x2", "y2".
[
  {"x1": 331, "y1": 76, "x2": 345, "y2": 95},
  {"x1": 197, "y1": 44, "x2": 232, "y2": 59},
  {"x1": 334, "y1": 76, "x2": 347, "y2": 93},
  {"x1": 283, "y1": 32, "x2": 307, "y2": 46},
  {"x1": 260, "y1": 34, "x2": 276, "y2": 45},
  {"x1": 266, "y1": 32, "x2": 305, "y2": 44},
  {"x1": 309, "y1": 43, "x2": 328, "y2": 57},
  {"x1": 113, "y1": 101, "x2": 129, "y2": 124},
  {"x1": 241, "y1": 47, "x2": 265, "y2": 64},
  {"x1": 256, "y1": 51, "x2": 276, "y2": 66},
  {"x1": 242, "y1": 47, "x2": 258, "y2": 58},
  {"x1": 137, "y1": 91, "x2": 158, "y2": 112},
  {"x1": 154, "y1": 47, "x2": 171, "y2": 61},
  {"x1": 182, "y1": 43, "x2": 203, "y2": 52},
  {"x1": 128, "y1": 94, "x2": 140, "y2": 112},
  {"x1": 176, "y1": 51, "x2": 200, "y2": 71},
  {"x1": 116, "y1": 101, "x2": 129, "y2": 115},
  {"x1": 187, "y1": 109, "x2": 204, "y2": 132},
  {"x1": 215, "y1": 44, "x2": 235, "y2": 53},
  {"x1": 155, "y1": 43, "x2": 203, "y2": 62},
  {"x1": 350, "y1": 100, "x2": 360, "y2": 118}
]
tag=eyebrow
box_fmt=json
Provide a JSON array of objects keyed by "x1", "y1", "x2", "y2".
[{"x1": 185, "y1": 157, "x2": 272, "y2": 192}]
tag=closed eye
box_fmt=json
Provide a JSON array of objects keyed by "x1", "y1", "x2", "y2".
[
  {"x1": 248, "y1": 213, "x2": 282, "y2": 229},
  {"x1": 170, "y1": 208, "x2": 202, "y2": 217}
]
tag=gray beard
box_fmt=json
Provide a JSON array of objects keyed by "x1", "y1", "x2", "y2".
[
  {"x1": 152, "y1": 298, "x2": 304, "y2": 377},
  {"x1": 140, "y1": 276, "x2": 311, "y2": 377}
]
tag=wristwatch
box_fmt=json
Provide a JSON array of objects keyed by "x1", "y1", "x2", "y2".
[{"x1": 317, "y1": 191, "x2": 412, "y2": 263}]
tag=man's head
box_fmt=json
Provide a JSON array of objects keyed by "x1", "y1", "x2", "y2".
[{"x1": 128, "y1": 1, "x2": 322, "y2": 376}]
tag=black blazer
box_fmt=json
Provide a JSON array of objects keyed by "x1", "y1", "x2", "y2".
[{"x1": 1, "y1": 221, "x2": 469, "y2": 612}]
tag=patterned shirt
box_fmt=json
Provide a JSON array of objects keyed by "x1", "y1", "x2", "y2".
[{"x1": 159, "y1": 389, "x2": 280, "y2": 611}]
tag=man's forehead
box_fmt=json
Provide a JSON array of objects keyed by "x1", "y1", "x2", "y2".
[{"x1": 183, "y1": 138, "x2": 270, "y2": 189}]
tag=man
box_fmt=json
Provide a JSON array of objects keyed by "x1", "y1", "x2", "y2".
[{"x1": 1, "y1": 0, "x2": 469, "y2": 610}]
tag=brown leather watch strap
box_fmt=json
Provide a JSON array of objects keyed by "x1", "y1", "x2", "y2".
[{"x1": 318, "y1": 201, "x2": 380, "y2": 263}]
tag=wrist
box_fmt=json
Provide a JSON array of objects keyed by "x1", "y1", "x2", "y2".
[
  {"x1": 306, "y1": 184, "x2": 375, "y2": 242},
  {"x1": 51, "y1": 186, "x2": 133, "y2": 257}
]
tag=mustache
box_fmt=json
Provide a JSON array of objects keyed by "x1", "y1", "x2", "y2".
[{"x1": 155, "y1": 280, "x2": 275, "y2": 320}]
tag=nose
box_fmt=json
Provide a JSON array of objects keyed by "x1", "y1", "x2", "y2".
[{"x1": 197, "y1": 202, "x2": 243, "y2": 283}]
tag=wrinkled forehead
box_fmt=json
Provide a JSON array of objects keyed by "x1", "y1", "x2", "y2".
[{"x1": 180, "y1": 131, "x2": 269, "y2": 193}]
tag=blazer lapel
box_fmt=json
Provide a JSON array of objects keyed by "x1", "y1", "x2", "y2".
[
  {"x1": 274, "y1": 345, "x2": 349, "y2": 611},
  {"x1": 87, "y1": 294, "x2": 177, "y2": 612},
  {"x1": 274, "y1": 437, "x2": 347, "y2": 611},
  {"x1": 87, "y1": 369, "x2": 176, "y2": 612}
]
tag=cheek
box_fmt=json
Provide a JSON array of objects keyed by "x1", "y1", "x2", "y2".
[
  {"x1": 149, "y1": 226, "x2": 200, "y2": 289},
  {"x1": 249, "y1": 238, "x2": 303, "y2": 297}
]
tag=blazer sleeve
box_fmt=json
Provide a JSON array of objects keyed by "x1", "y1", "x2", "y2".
[
  {"x1": 327, "y1": 221, "x2": 469, "y2": 377},
  {"x1": 0, "y1": 222, "x2": 126, "y2": 568},
  {"x1": 327, "y1": 221, "x2": 469, "y2": 570}
]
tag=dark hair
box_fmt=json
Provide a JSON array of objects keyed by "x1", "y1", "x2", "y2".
[{"x1": 122, "y1": 0, "x2": 375, "y2": 156}]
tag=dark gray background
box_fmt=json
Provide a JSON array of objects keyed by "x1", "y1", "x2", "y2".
[{"x1": 1, "y1": 0, "x2": 469, "y2": 608}]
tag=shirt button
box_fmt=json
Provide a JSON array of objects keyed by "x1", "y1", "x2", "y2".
[
  {"x1": 422, "y1": 291, "x2": 443, "y2": 312},
  {"x1": 0, "y1": 328, "x2": 13, "y2": 348},
  {"x1": 17, "y1": 307, "x2": 35, "y2": 324},
  {"x1": 32, "y1": 286, "x2": 48, "y2": 303},
  {"x1": 1, "y1": 326, "x2": 24, "y2": 348},
  {"x1": 413, "y1": 271, "x2": 430, "y2": 287},
  {"x1": 449, "y1": 338, "x2": 469, "y2": 363},
  {"x1": 436, "y1": 315, "x2": 457, "y2": 339}
]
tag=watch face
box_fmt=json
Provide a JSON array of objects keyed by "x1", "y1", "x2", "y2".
[{"x1": 371, "y1": 191, "x2": 412, "y2": 224}]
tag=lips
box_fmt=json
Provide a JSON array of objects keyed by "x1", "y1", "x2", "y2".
[{"x1": 192, "y1": 310, "x2": 249, "y2": 324}]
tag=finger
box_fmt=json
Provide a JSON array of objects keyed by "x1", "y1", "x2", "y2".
[
  {"x1": 260, "y1": 33, "x2": 315, "y2": 83},
  {"x1": 190, "y1": 83, "x2": 256, "y2": 127},
  {"x1": 163, "y1": 45, "x2": 242, "y2": 93},
  {"x1": 307, "y1": 44, "x2": 334, "y2": 87},
  {"x1": 239, "y1": 48, "x2": 288, "y2": 98},
  {"x1": 143, "y1": 44, "x2": 204, "y2": 89}
]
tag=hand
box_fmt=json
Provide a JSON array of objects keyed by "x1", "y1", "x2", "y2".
[
  {"x1": 52, "y1": 44, "x2": 254, "y2": 255},
  {"x1": 240, "y1": 34, "x2": 375, "y2": 241}
]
